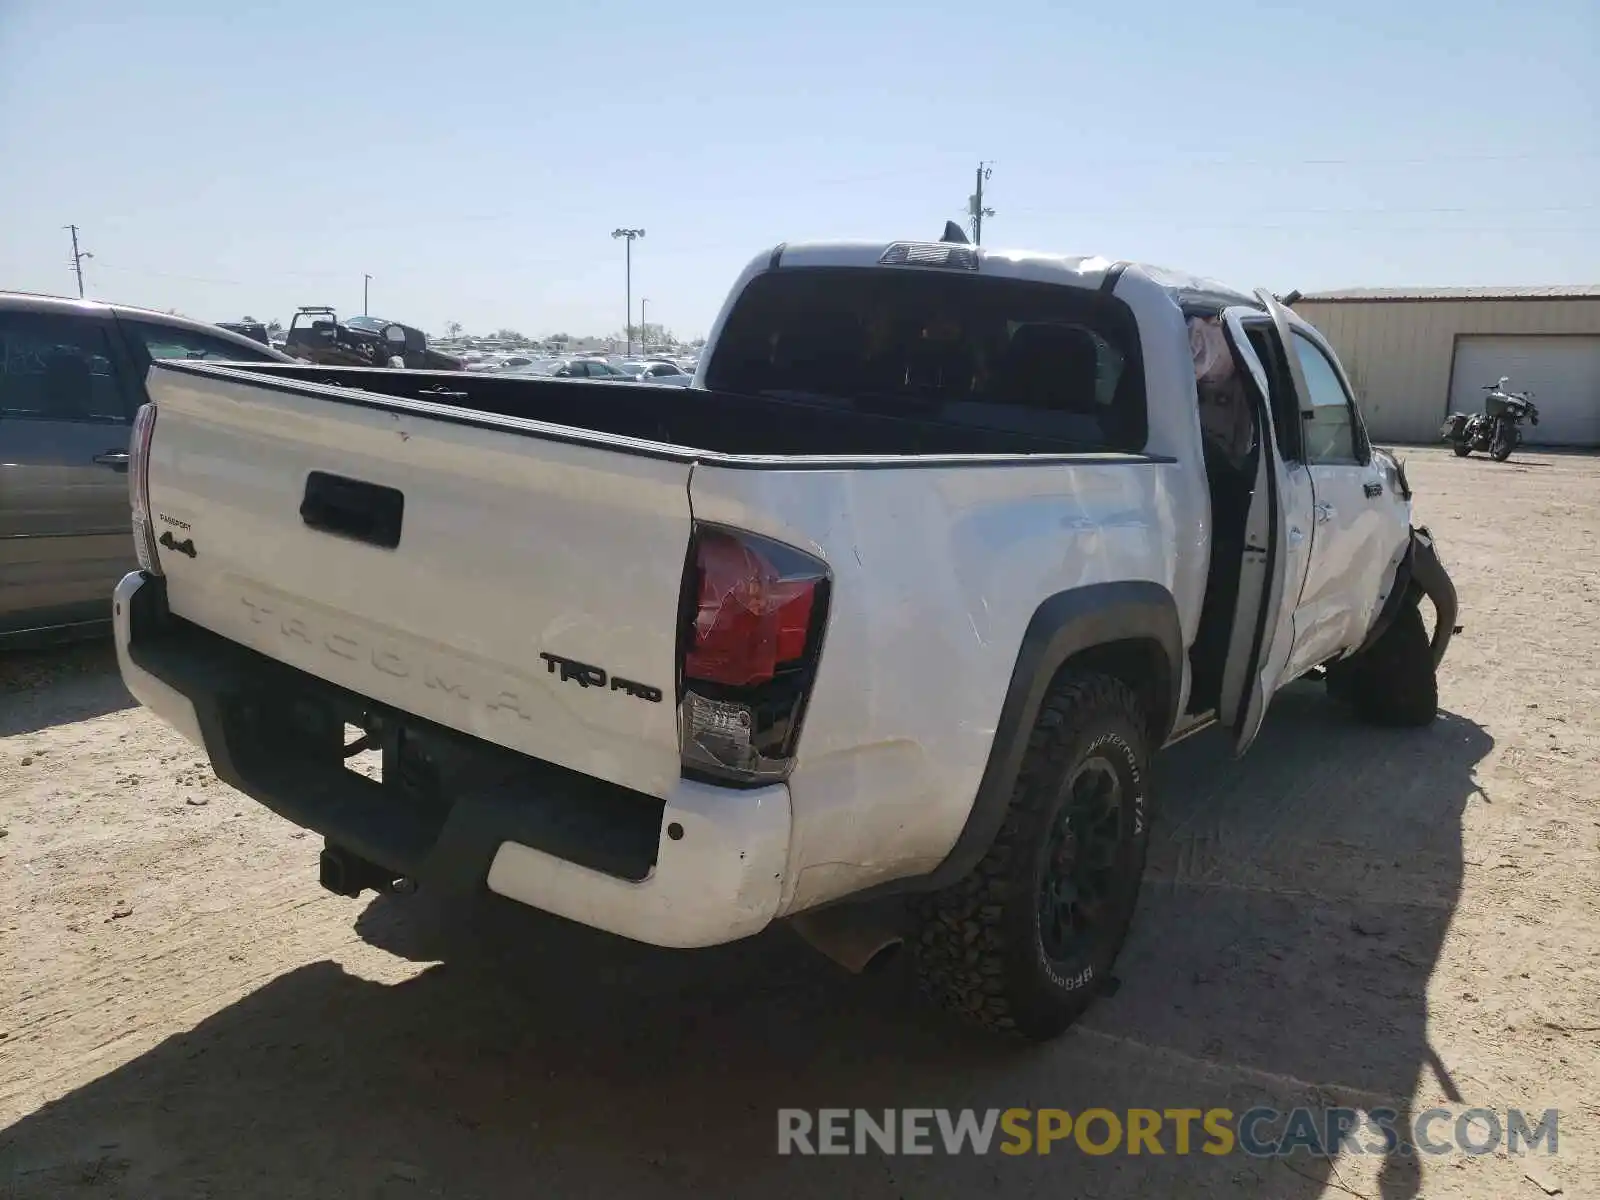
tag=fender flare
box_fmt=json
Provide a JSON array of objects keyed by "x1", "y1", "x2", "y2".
[
  {"x1": 1355, "y1": 526, "x2": 1458, "y2": 669},
  {"x1": 918, "y1": 580, "x2": 1184, "y2": 892}
]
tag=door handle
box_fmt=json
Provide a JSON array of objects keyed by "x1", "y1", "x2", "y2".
[
  {"x1": 1314, "y1": 502, "x2": 1335, "y2": 524},
  {"x1": 1363, "y1": 480, "x2": 1384, "y2": 498},
  {"x1": 300, "y1": 471, "x2": 405, "y2": 549},
  {"x1": 93, "y1": 450, "x2": 130, "y2": 471}
]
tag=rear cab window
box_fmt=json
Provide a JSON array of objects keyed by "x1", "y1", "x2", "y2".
[{"x1": 705, "y1": 266, "x2": 1147, "y2": 452}]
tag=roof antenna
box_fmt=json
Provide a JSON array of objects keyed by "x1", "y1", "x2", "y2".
[{"x1": 941, "y1": 220, "x2": 970, "y2": 245}]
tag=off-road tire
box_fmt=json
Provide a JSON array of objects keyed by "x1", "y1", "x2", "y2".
[
  {"x1": 1451, "y1": 443, "x2": 1472, "y2": 457},
  {"x1": 911, "y1": 672, "x2": 1151, "y2": 1040},
  {"x1": 1330, "y1": 603, "x2": 1438, "y2": 727}
]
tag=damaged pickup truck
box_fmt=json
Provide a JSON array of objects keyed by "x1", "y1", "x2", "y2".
[{"x1": 114, "y1": 234, "x2": 1457, "y2": 1039}]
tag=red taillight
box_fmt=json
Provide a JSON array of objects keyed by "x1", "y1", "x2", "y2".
[
  {"x1": 685, "y1": 530, "x2": 820, "y2": 687},
  {"x1": 129, "y1": 402, "x2": 162, "y2": 575},
  {"x1": 679, "y1": 526, "x2": 830, "y2": 784}
]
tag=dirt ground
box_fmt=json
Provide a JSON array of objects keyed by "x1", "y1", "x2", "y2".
[{"x1": 1, "y1": 446, "x2": 1596, "y2": 1200}]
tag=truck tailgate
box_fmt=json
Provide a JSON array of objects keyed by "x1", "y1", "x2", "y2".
[{"x1": 142, "y1": 364, "x2": 692, "y2": 798}]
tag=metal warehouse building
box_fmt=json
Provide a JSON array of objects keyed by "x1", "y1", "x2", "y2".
[{"x1": 1290, "y1": 286, "x2": 1600, "y2": 447}]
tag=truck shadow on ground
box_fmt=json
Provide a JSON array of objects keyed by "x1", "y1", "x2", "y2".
[
  {"x1": 0, "y1": 640, "x2": 135, "y2": 736},
  {"x1": 1, "y1": 682, "x2": 1489, "y2": 1200}
]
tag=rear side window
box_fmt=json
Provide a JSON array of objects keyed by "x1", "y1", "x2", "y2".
[
  {"x1": 705, "y1": 267, "x2": 1147, "y2": 452},
  {"x1": 0, "y1": 311, "x2": 131, "y2": 423},
  {"x1": 121, "y1": 319, "x2": 279, "y2": 365}
]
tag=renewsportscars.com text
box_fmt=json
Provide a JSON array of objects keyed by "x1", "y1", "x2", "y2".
[{"x1": 777, "y1": 1107, "x2": 1559, "y2": 1158}]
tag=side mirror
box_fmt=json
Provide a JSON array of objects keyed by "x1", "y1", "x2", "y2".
[
  {"x1": 1497, "y1": 376, "x2": 1510, "y2": 389},
  {"x1": 384, "y1": 324, "x2": 407, "y2": 346}
]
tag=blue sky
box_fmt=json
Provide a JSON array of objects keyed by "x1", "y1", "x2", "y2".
[{"x1": 2, "y1": 0, "x2": 1595, "y2": 339}]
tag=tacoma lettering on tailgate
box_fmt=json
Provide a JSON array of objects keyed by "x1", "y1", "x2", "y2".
[{"x1": 237, "y1": 592, "x2": 536, "y2": 722}]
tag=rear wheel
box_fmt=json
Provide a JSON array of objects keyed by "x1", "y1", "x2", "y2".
[
  {"x1": 911, "y1": 672, "x2": 1150, "y2": 1039},
  {"x1": 1328, "y1": 604, "x2": 1438, "y2": 727},
  {"x1": 1451, "y1": 442, "x2": 1472, "y2": 457}
]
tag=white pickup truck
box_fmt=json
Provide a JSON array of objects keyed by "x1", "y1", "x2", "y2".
[{"x1": 114, "y1": 234, "x2": 1456, "y2": 1039}]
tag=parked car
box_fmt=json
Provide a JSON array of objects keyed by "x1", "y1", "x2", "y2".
[
  {"x1": 0, "y1": 291, "x2": 292, "y2": 646},
  {"x1": 552, "y1": 358, "x2": 632, "y2": 379},
  {"x1": 637, "y1": 361, "x2": 689, "y2": 382},
  {"x1": 113, "y1": 234, "x2": 1457, "y2": 1040}
]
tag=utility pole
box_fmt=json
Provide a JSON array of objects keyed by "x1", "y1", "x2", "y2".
[
  {"x1": 612, "y1": 228, "x2": 645, "y2": 355},
  {"x1": 968, "y1": 162, "x2": 995, "y2": 246},
  {"x1": 641, "y1": 298, "x2": 649, "y2": 353},
  {"x1": 363, "y1": 273, "x2": 372, "y2": 315},
  {"x1": 64, "y1": 225, "x2": 93, "y2": 298}
]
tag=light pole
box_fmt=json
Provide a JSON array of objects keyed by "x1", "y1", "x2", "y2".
[
  {"x1": 612, "y1": 228, "x2": 644, "y2": 355},
  {"x1": 640, "y1": 298, "x2": 649, "y2": 354},
  {"x1": 363, "y1": 273, "x2": 372, "y2": 315}
]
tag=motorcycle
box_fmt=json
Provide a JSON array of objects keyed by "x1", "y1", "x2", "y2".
[{"x1": 1440, "y1": 376, "x2": 1540, "y2": 462}]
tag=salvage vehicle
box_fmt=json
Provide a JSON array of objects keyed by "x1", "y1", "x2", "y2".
[
  {"x1": 112, "y1": 234, "x2": 1458, "y2": 1039},
  {"x1": 283, "y1": 307, "x2": 465, "y2": 371},
  {"x1": 1440, "y1": 376, "x2": 1540, "y2": 461}
]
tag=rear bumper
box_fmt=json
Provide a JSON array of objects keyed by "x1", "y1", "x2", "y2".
[{"x1": 113, "y1": 571, "x2": 790, "y2": 949}]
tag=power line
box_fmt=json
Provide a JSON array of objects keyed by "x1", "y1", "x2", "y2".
[
  {"x1": 1005, "y1": 202, "x2": 1600, "y2": 218},
  {"x1": 90, "y1": 264, "x2": 245, "y2": 286}
]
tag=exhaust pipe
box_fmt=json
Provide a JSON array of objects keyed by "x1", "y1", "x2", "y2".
[{"x1": 788, "y1": 900, "x2": 906, "y2": 975}]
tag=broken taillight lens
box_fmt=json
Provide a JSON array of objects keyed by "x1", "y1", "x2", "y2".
[
  {"x1": 685, "y1": 529, "x2": 819, "y2": 687},
  {"x1": 679, "y1": 526, "x2": 830, "y2": 785}
]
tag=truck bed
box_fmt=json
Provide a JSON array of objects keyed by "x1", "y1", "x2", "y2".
[{"x1": 216, "y1": 362, "x2": 1130, "y2": 460}]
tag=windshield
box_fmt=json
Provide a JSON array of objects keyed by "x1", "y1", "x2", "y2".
[
  {"x1": 343, "y1": 316, "x2": 394, "y2": 334},
  {"x1": 704, "y1": 267, "x2": 1147, "y2": 451}
]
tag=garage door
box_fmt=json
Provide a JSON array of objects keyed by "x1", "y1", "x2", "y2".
[{"x1": 1449, "y1": 336, "x2": 1600, "y2": 446}]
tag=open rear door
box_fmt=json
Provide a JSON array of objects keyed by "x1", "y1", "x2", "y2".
[{"x1": 1215, "y1": 307, "x2": 1296, "y2": 757}]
